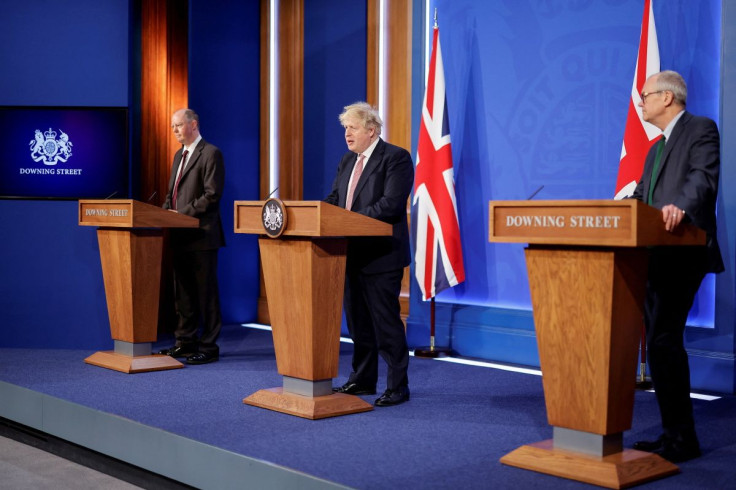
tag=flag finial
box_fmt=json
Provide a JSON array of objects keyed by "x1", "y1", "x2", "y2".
[{"x1": 434, "y1": 8, "x2": 438, "y2": 28}]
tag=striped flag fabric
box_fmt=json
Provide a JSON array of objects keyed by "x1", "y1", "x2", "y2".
[
  {"x1": 412, "y1": 24, "x2": 465, "y2": 301},
  {"x1": 614, "y1": 0, "x2": 661, "y2": 199}
]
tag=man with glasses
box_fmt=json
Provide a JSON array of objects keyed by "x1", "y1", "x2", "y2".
[{"x1": 631, "y1": 71, "x2": 723, "y2": 462}]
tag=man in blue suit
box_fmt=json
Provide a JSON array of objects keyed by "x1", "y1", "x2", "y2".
[
  {"x1": 325, "y1": 102, "x2": 414, "y2": 406},
  {"x1": 631, "y1": 71, "x2": 723, "y2": 462}
]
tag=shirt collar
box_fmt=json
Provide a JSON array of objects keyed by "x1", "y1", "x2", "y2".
[
  {"x1": 662, "y1": 110, "x2": 685, "y2": 141},
  {"x1": 358, "y1": 136, "x2": 380, "y2": 162},
  {"x1": 184, "y1": 134, "x2": 202, "y2": 154}
]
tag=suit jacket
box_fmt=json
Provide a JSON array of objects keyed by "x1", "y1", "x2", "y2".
[
  {"x1": 163, "y1": 138, "x2": 225, "y2": 251},
  {"x1": 325, "y1": 138, "x2": 414, "y2": 274},
  {"x1": 632, "y1": 111, "x2": 723, "y2": 273}
]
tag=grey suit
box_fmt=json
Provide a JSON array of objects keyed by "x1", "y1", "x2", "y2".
[
  {"x1": 163, "y1": 138, "x2": 225, "y2": 356},
  {"x1": 631, "y1": 111, "x2": 723, "y2": 443}
]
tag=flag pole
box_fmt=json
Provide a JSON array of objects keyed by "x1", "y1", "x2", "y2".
[
  {"x1": 414, "y1": 297, "x2": 453, "y2": 358},
  {"x1": 413, "y1": 8, "x2": 459, "y2": 358}
]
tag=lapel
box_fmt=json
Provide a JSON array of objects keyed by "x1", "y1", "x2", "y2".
[
  {"x1": 650, "y1": 112, "x2": 689, "y2": 193},
  {"x1": 179, "y1": 139, "x2": 206, "y2": 183},
  {"x1": 660, "y1": 112, "x2": 689, "y2": 167},
  {"x1": 350, "y1": 138, "x2": 384, "y2": 202}
]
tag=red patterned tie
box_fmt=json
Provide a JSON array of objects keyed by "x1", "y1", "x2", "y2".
[
  {"x1": 172, "y1": 149, "x2": 189, "y2": 209},
  {"x1": 346, "y1": 154, "x2": 365, "y2": 211}
]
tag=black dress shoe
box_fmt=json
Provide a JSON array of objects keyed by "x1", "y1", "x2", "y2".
[
  {"x1": 158, "y1": 345, "x2": 196, "y2": 358},
  {"x1": 634, "y1": 435, "x2": 667, "y2": 452},
  {"x1": 655, "y1": 440, "x2": 701, "y2": 463},
  {"x1": 185, "y1": 352, "x2": 218, "y2": 365},
  {"x1": 332, "y1": 382, "x2": 376, "y2": 395},
  {"x1": 374, "y1": 386, "x2": 410, "y2": 407}
]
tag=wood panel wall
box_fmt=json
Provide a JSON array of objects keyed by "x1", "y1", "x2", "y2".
[
  {"x1": 367, "y1": 0, "x2": 413, "y2": 321},
  {"x1": 258, "y1": 0, "x2": 305, "y2": 323},
  {"x1": 259, "y1": 0, "x2": 304, "y2": 201},
  {"x1": 139, "y1": 0, "x2": 189, "y2": 332},
  {"x1": 257, "y1": 0, "x2": 412, "y2": 325},
  {"x1": 140, "y1": 0, "x2": 189, "y2": 206}
]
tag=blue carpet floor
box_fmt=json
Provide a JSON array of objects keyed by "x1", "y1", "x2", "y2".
[{"x1": 1, "y1": 324, "x2": 735, "y2": 489}]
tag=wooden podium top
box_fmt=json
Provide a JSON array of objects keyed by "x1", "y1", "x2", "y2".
[
  {"x1": 78, "y1": 199, "x2": 199, "y2": 228},
  {"x1": 234, "y1": 200, "x2": 391, "y2": 237},
  {"x1": 489, "y1": 199, "x2": 706, "y2": 247}
]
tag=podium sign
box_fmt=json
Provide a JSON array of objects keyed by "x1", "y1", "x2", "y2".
[
  {"x1": 490, "y1": 199, "x2": 704, "y2": 247},
  {"x1": 79, "y1": 199, "x2": 198, "y2": 373},
  {"x1": 234, "y1": 201, "x2": 391, "y2": 419},
  {"x1": 490, "y1": 200, "x2": 703, "y2": 488}
]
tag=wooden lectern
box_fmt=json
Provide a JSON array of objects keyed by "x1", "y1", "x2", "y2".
[
  {"x1": 234, "y1": 200, "x2": 392, "y2": 419},
  {"x1": 489, "y1": 199, "x2": 705, "y2": 488},
  {"x1": 79, "y1": 199, "x2": 198, "y2": 373}
]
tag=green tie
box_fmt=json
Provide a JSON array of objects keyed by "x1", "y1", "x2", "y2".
[{"x1": 647, "y1": 135, "x2": 666, "y2": 205}]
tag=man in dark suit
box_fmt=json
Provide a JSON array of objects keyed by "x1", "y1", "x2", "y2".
[
  {"x1": 325, "y1": 102, "x2": 414, "y2": 406},
  {"x1": 630, "y1": 71, "x2": 723, "y2": 462},
  {"x1": 159, "y1": 108, "x2": 225, "y2": 365}
]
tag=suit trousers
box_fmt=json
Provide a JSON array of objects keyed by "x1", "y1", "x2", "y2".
[
  {"x1": 172, "y1": 248, "x2": 222, "y2": 356},
  {"x1": 344, "y1": 267, "x2": 409, "y2": 391},
  {"x1": 644, "y1": 247, "x2": 708, "y2": 439}
]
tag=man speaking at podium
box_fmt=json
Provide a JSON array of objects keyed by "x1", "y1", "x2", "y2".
[
  {"x1": 631, "y1": 71, "x2": 723, "y2": 462},
  {"x1": 159, "y1": 108, "x2": 226, "y2": 365},
  {"x1": 325, "y1": 102, "x2": 414, "y2": 407}
]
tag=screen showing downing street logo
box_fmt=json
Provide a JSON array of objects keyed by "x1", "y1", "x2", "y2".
[{"x1": 0, "y1": 106, "x2": 129, "y2": 199}]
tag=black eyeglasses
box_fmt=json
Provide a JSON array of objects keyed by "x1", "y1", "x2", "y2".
[{"x1": 640, "y1": 90, "x2": 665, "y2": 103}]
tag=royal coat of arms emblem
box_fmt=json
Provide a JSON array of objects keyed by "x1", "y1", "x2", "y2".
[
  {"x1": 30, "y1": 128, "x2": 73, "y2": 166},
  {"x1": 262, "y1": 198, "x2": 287, "y2": 238}
]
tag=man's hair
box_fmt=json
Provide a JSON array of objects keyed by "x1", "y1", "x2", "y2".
[
  {"x1": 179, "y1": 108, "x2": 200, "y2": 129},
  {"x1": 338, "y1": 102, "x2": 382, "y2": 135},
  {"x1": 656, "y1": 70, "x2": 687, "y2": 107}
]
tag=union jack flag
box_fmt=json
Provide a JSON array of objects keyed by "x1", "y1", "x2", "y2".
[
  {"x1": 412, "y1": 24, "x2": 465, "y2": 301},
  {"x1": 614, "y1": 0, "x2": 660, "y2": 199}
]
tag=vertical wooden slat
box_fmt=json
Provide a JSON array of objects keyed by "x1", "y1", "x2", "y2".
[
  {"x1": 366, "y1": 0, "x2": 380, "y2": 107},
  {"x1": 384, "y1": 0, "x2": 412, "y2": 151},
  {"x1": 278, "y1": 0, "x2": 304, "y2": 201},
  {"x1": 140, "y1": 0, "x2": 188, "y2": 206},
  {"x1": 259, "y1": 0, "x2": 271, "y2": 199},
  {"x1": 140, "y1": 0, "x2": 188, "y2": 332},
  {"x1": 366, "y1": 0, "x2": 413, "y2": 321},
  {"x1": 258, "y1": 0, "x2": 271, "y2": 324},
  {"x1": 258, "y1": 0, "x2": 305, "y2": 323}
]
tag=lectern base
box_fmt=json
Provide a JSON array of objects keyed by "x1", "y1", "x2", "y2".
[
  {"x1": 500, "y1": 440, "x2": 679, "y2": 489},
  {"x1": 244, "y1": 387, "x2": 373, "y2": 419},
  {"x1": 84, "y1": 351, "x2": 184, "y2": 373}
]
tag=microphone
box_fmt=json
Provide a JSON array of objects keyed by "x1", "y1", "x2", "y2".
[
  {"x1": 146, "y1": 191, "x2": 157, "y2": 203},
  {"x1": 104, "y1": 190, "x2": 118, "y2": 200},
  {"x1": 526, "y1": 185, "x2": 544, "y2": 200},
  {"x1": 267, "y1": 187, "x2": 279, "y2": 199}
]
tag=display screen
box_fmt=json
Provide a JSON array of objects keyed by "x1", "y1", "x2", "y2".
[{"x1": 0, "y1": 106, "x2": 129, "y2": 199}]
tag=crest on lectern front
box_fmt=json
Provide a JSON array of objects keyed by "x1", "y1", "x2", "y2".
[{"x1": 262, "y1": 198, "x2": 286, "y2": 238}]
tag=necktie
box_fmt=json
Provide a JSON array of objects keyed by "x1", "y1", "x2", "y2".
[
  {"x1": 647, "y1": 136, "x2": 666, "y2": 205},
  {"x1": 172, "y1": 149, "x2": 189, "y2": 209},
  {"x1": 346, "y1": 154, "x2": 365, "y2": 211}
]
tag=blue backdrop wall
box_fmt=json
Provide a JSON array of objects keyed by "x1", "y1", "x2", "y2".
[
  {"x1": 0, "y1": 0, "x2": 130, "y2": 349},
  {"x1": 0, "y1": 0, "x2": 261, "y2": 349},
  {"x1": 188, "y1": 0, "x2": 261, "y2": 328},
  {"x1": 404, "y1": 0, "x2": 734, "y2": 393},
  {"x1": 303, "y1": 0, "x2": 367, "y2": 202}
]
